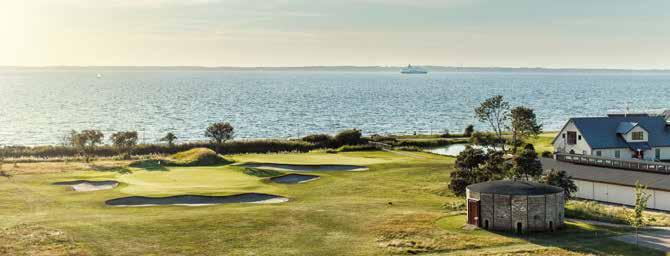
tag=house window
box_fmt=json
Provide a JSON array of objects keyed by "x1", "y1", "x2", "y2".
[
  {"x1": 567, "y1": 131, "x2": 577, "y2": 145},
  {"x1": 615, "y1": 150, "x2": 620, "y2": 158},
  {"x1": 596, "y1": 150, "x2": 602, "y2": 157},
  {"x1": 578, "y1": 135, "x2": 582, "y2": 140},
  {"x1": 632, "y1": 131, "x2": 644, "y2": 140},
  {"x1": 562, "y1": 133, "x2": 566, "y2": 139},
  {"x1": 656, "y1": 149, "x2": 661, "y2": 159}
]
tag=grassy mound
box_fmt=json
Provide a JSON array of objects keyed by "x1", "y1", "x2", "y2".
[{"x1": 167, "y1": 148, "x2": 231, "y2": 166}]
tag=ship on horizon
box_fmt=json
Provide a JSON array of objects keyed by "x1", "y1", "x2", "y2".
[{"x1": 400, "y1": 64, "x2": 428, "y2": 74}]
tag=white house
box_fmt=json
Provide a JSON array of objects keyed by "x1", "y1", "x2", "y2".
[{"x1": 553, "y1": 113, "x2": 670, "y2": 161}]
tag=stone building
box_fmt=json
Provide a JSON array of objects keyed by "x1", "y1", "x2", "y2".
[{"x1": 466, "y1": 180, "x2": 565, "y2": 233}]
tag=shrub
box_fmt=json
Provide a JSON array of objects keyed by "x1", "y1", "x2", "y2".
[
  {"x1": 0, "y1": 139, "x2": 317, "y2": 159},
  {"x1": 243, "y1": 168, "x2": 283, "y2": 177},
  {"x1": 301, "y1": 134, "x2": 334, "y2": 148},
  {"x1": 541, "y1": 151, "x2": 553, "y2": 158},
  {"x1": 523, "y1": 143, "x2": 535, "y2": 151},
  {"x1": 440, "y1": 129, "x2": 451, "y2": 138},
  {"x1": 334, "y1": 129, "x2": 365, "y2": 146},
  {"x1": 368, "y1": 134, "x2": 397, "y2": 144},
  {"x1": 396, "y1": 139, "x2": 451, "y2": 148},
  {"x1": 336, "y1": 144, "x2": 379, "y2": 152},
  {"x1": 463, "y1": 125, "x2": 474, "y2": 137}
]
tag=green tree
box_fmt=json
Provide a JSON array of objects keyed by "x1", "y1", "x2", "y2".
[
  {"x1": 510, "y1": 106, "x2": 543, "y2": 154},
  {"x1": 542, "y1": 169, "x2": 577, "y2": 198},
  {"x1": 334, "y1": 129, "x2": 363, "y2": 146},
  {"x1": 629, "y1": 181, "x2": 651, "y2": 246},
  {"x1": 110, "y1": 131, "x2": 138, "y2": 152},
  {"x1": 479, "y1": 151, "x2": 508, "y2": 181},
  {"x1": 205, "y1": 122, "x2": 235, "y2": 152},
  {"x1": 463, "y1": 125, "x2": 474, "y2": 137},
  {"x1": 509, "y1": 148, "x2": 543, "y2": 181},
  {"x1": 449, "y1": 147, "x2": 509, "y2": 196},
  {"x1": 80, "y1": 130, "x2": 104, "y2": 148},
  {"x1": 68, "y1": 129, "x2": 104, "y2": 162},
  {"x1": 160, "y1": 132, "x2": 178, "y2": 146},
  {"x1": 474, "y1": 95, "x2": 510, "y2": 152}
]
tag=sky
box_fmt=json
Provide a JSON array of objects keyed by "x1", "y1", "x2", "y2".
[{"x1": 2, "y1": 0, "x2": 670, "y2": 68}]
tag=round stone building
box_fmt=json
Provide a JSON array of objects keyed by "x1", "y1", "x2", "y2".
[{"x1": 466, "y1": 180, "x2": 565, "y2": 233}]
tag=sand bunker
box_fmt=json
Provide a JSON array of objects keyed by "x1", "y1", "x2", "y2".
[
  {"x1": 53, "y1": 180, "x2": 119, "y2": 192},
  {"x1": 241, "y1": 163, "x2": 368, "y2": 172},
  {"x1": 105, "y1": 193, "x2": 288, "y2": 207},
  {"x1": 270, "y1": 174, "x2": 320, "y2": 184}
]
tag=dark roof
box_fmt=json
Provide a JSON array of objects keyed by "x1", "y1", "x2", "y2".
[
  {"x1": 467, "y1": 180, "x2": 563, "y2": 195},
  {"x1": 541, "y1": 158, "x2": 670, "y2": 191},
  {"x1": 569, "y1": 116, "x2": 670, "y2": 149}
]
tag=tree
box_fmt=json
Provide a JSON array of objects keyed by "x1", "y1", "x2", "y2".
[
  {"x1": 110, "y1": 131, "x2": 138, "y2": 152},
  {"x1": 542, "y1": 169, "x2": 577, "y2": 198},
  {"x1": 68, "y1": 129, "x2": 104, "y2": 162},
  {"x1": 334, "y1": 129, "x2": 363, "y2": 146},
  {"x1": 205, "y1": 122, "x2": 235, "y2": 152},
  {"x1": 161, "y1": 132, "x2": 178, "y2": 146},
  {"x1": 448, "y1": 147, "x2": 510, "y2": 196},
  {"x1": 474, "y1": 95, "x2": 510, "y2": 152},
  {"x1": 479, "y1": 150, "x2": 508, "y2": 181},
  {"x1": 629, "y1": 181, "x2": 651, "y2": 246},
  {"x1": 80, "y1": 130, "x2": 104, "y2": 148},
  {"x1": 510, "y1": 106, "x2": 543, "y2": 154},
  {"x1": 509, "y1": 148, "x2": 543, "y2": 181},
  {"x1": 464, "y1": 125, "x2": 474, "y2": 137}
]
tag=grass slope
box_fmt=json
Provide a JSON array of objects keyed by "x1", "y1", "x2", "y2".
[{"x1": 0, "y1": 150, "x2": 663, "y2": 255}]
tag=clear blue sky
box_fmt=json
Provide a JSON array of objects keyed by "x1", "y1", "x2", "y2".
[{"x1": 3, "y1": 0, "x2": 670, "y2": 68}]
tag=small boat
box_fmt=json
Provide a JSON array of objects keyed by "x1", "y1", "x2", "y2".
[{"x1": 401, "y1": 65, "x2": 427, "y2": 74}]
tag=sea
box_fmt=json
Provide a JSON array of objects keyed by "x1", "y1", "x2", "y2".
[{"x1": 2, "y1": 69, "x2": 670, "y2": 146}]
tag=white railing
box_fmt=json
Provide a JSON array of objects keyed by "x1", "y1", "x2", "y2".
[{"x1": 555, "y1": 153, "x2": 670, "y2": 174}]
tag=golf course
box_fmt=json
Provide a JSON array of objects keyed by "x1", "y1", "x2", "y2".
[{"x1": 0, "y1": 146, "x2": 664, "y2": 255}]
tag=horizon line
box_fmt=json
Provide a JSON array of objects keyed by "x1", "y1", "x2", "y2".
[{"x1": 3, "y1": 65, "x2": 670, "y2": 72}]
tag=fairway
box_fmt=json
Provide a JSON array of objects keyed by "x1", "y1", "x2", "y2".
[{"x1": 0, "y1": 150, "x2": 661, "y2": 255}]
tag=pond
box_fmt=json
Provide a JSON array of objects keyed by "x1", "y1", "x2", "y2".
[{"x1": 428, "y1": 144, "x2": 500, "y2": 157}]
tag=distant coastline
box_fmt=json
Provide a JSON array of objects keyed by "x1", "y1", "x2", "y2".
[{"x1": 3, "y1": 65, "x2": 670, "y2": 73}]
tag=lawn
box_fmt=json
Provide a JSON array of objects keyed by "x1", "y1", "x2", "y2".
[{"x1": 0, "y1": 150, "x2": 662, "y2": 255}]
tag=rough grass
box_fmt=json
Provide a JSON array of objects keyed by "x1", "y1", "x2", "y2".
[
  {"x1": 168, "y1": 148, "x2": 231, "y2": 166},
  {"x1": 566, "y1": 200, "x2": 670, "y2": 226},
  {"x1": 0, "y1": 224, "x2": 88, "y2": 256},
  {"x1": 0, "y1": 150, "x2": 666, "y2": 255}
]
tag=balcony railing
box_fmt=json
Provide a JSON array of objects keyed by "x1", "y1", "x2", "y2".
[{"x1": 555, "y1": 153, "x2": 670, "y2": 174}]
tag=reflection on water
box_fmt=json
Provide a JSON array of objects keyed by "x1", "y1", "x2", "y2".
[{"x1": 428, "y1": 144, "x2": 499, "y2": 156}]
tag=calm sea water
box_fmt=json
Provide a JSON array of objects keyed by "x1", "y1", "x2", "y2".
[{"x1": 2, "y1": 70, "x2": 670, "y2": 146}]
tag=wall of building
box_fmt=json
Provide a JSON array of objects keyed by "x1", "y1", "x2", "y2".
[
  {"x1": 553, "y1": 121, "x2": 592, "y2": 155},
  {"x1": 572, "y1": 179, "x2": 670, "y2": 211},
  {"x1": 466, "y1": 189, "x2": 564, "y2": 232},
  {"x1": 622, "y1": 126, "x2": 649, "y2": 143}
]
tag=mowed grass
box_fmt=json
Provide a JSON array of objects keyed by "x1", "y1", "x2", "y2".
[
  {"x1": 0, "y1": 150, "x2": 662, "y2": 255},
  {"x1": 526, "y1": 132, "x2": 558, "y2": 153}
]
